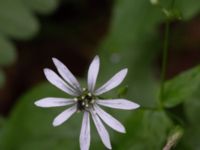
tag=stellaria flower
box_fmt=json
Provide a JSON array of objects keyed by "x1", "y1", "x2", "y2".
[{"x1": 34, "y1": 55, "x2": 140, "y2": 150}]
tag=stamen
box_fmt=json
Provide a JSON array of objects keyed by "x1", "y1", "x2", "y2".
[
  {"x1": 76, "y1": 90, "x2": 96, "y2": 111},
  {"x1": 74, "y1": 98, "x2": 78, "y2": 102}
]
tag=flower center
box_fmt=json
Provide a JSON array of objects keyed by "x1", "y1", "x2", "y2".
[{"x1": 75, "y1": 88, "x2": 96, "y2": 111}]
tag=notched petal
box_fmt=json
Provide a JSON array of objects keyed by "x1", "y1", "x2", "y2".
[
  {"x1": 95, "y1": 68, "x2": 128, "y2": 95},
  {"x1": 53, "y1": 105, "x2": 77, "y2": 126},
  {"x1": 90, "y1": 110, "x2": 112, "y2": 149},
  {"x1": 87, "y1": 55, "x2": 100, "y2": 92},
  {"x1": 94, "y1": 105, "x2": 126, "y2": 133},
  {"x1": 52, "y1": 58, "x2": 82, "y2": 92},
  {"x1": 80, "y1": 112, "x2": 91, "y2": 150},
  {"x1": 96, "y1": 99, "x2": 140, "y2": 110},
  {"x1": 44, "y1": 68, "x2": 78, "y2": 96},
  {"x1": 35, "y1": 97, "x2": 75, "y2": 108}
]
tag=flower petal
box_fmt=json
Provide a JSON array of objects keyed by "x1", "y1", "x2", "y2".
[
  {"x1": 90, "y1": 109, "x2": 112, "y2": 149},
  {"x1": 87, "y1": 55, "x2": 100, "y2": 92},
  {"x1": 44, "y1": 68, "x2": 78, "y2": 96},
  {"x1": 95, "y1": 68, "x2": 128, "y2": 95},
  {"x1": 96, "y1": 99, "x2": 140, "y2": 110},
  {"x1": 53, "y1": 105, "x2": 77, "y2": 126},
  {"x1": 52, "y1": 58, "x2": 82, "y2": 92},
  {"x1": 94, "y1": 104, "x2": 126, "y2": 133},
  {"x1": 34, "y1": 97, "x2": 75, "y2": 108},
  {"x1": 80, "y1": 112, "x2": 91, "y2": 150}
]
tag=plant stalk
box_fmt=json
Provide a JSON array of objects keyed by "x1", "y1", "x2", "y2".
[{"x1": 159, "y1": 20, "x2": 170, "y2": 108}]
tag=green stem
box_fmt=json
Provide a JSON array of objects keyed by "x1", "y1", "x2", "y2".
[
  {"x1": 159, "y1": 20, "x2": 170, "y2": 108},
  {"x1": 158, "y1": 0, "x2": 176, "y2": 108}
]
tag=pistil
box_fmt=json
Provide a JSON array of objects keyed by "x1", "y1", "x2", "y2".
[{"x1": 76, "y1": 89, "x2": 96, "y2": 111}]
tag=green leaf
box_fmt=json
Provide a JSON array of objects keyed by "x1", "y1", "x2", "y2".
[
  {"x1": 0, "y1": 83, "x2": 105, "y2": 150},
  {"x1": 0, "y1": 83, "x2": 78, "y2": 150},
  {"x1": 113, "y1": 109, "x2": 173, "y2": 150},
  {"x1": 184, "y1": 92, "x2": 200, "y2": 126},
  {"x1": 163, "y1": 65, "x2": 200, "y2": 108},
  {"x1": 177, "y1": 89, "x2": 200, "y2": 150},
  {"x1": 175, "y1": 0, "x2": 200, "y2": 20},
  {"x1": 0, "y1": 69, "x2": 5, "y2": 88},
  {"x1": 98, "y1": 0, "x2": 163, "y2": 108},
  {"x1": 179, "y1": 127, "x2": 200, "y2": 150},
  {"x1": 97, "y1": 0, "x2": 200, "y2": 108},
  {"x1": 0, "y1": 81, "x2": 173, "y2": 150},
  {"x1": 0, "y1": 0, "x2": 39, "y2": 39},
  {"x1": 23, "y1": 0, "x2": 59, "y2": 14},
  {"x1": 0, "y1": 36, "x2": 17, "y2": 66},
  {"x1": 158, "y1": 0, "x2": 200, "y2": 20}
]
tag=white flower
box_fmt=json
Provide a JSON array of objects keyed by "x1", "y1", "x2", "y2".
[{"x1": 34, "y1": 55, "x2": 140, "y2": 150}]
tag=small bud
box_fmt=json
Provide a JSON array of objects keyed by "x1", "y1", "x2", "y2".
[
  {"x1": 88, "y1": 93, "x2": 92, "y2": 97},
  {"x1": 82, "y1": 88, "x2": 86, "y2": 91},
  {"x1": 74, "y1": 98, "x2": 78, "y2": 102},
  {"x1": 81, "y1": 96, "x2": 85, "y2": 100},
  {"x1": 117, "y1": 86, "x2": 128, "y2": 98},
  {"x1": 162, "y1": 8, "x2": 182, "y2": 21},
  {"x1": 150, "y1": 0, "x2": 159, "y2": 5}
]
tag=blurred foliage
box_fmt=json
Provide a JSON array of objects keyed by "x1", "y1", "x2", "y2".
[
  {"x1": 1, "y1": 0, "x2": 200, "y2": 150},
  {"x1": 175, "y1": 88, "x2": 200, "y2": 150},
  {"x1": 23, "y1": 0, "x2": 59, "y2": 14},
  {"x1": 0, "y1": 0, "x2": 59, "y2": 88},
  {"x1": 163, "y1": 65, "x2": 200, "y2": 108},
  {"x1": 114, "y1": 110, "x2": 173, "y2": 150},
  {"x1": 0, "y1": 36, "x2": 16, "y2": 66},
  {"x1": 0, "y1": 83, "x2": 106, "y2": 150},
  {"x1": 0, "y1": 35, "x2": 16, "y2": 88}
]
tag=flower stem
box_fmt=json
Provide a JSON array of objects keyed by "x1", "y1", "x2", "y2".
[
  {"x1": 159, "y1": 20, "x2": 170, "y2": 108},
  {"x1": 159, "y1": 0, "x2": 176, "y2": 108}
]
